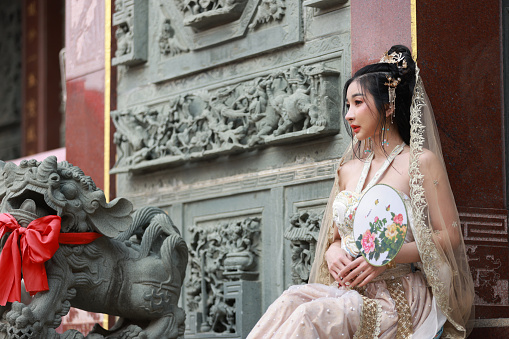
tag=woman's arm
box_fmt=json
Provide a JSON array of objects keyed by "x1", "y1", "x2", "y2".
[
  {"x1": 325, "y1": 222, "x2": 354, "y2": 283},
  {"x1": 420, "y1": 150, "x2": 461, "y2": 250}
]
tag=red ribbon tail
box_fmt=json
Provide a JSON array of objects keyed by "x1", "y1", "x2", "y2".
[
  {"x1": 22, "y1": 259, "x2": 50, "y2": 297},
  {"x1": 59, "y1": 232, "x2": 103, "y2": 244},
  {"x1": 0, "y1": 232, "x2": 22, "y2": 305}
]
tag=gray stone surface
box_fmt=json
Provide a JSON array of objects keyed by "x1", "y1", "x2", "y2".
[
  {"x1": 112, "y1": 63, "x2": 340, "y2": 173},
  {"x1": 113, "y1": 1, "x2": 351, "y2": 337},
  {"x1": 285, "y1": 209, "x2": 324, "y2": 285},
  {"x1": 153, "y1": 0, "x2": 300, "y2": 82},
  {"x1": 0, "y1": 0, "x2": 21, "y2": 161},
  {"x1": 0, "y1": 157, "x2": 188, "y2": 339},
  {"x1": 112, "y1": 0, "x2": 148, "y2": 67}
]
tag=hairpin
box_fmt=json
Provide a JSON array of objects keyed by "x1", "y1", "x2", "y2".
[
  {"x1": 384, "y1": 75, "x2": 401, "y2": 113},
  {"x1": 380, "y1": 52, "x2": 408, "y2": 69}
]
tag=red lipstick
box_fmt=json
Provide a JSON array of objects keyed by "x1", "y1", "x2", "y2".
[{"x1": 351, "y1": 125, "x2": 360, "y2": 133}]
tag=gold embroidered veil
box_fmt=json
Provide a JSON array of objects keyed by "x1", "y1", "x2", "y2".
[{"x1": 308, "y1": 52, "x2": 475, "y2": 338}]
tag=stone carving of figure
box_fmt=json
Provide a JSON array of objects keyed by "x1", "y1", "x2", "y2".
[
  {"x1": 113, "y1": 130, "x2": 130, "y2": 167},
  {"x1": 115, "y1": 24, "x2": 132, "y2": 57},
  {"x1": 209, "y1": 89, "x2": 248, "y2": 147},
  {"x1": 159, "y1": 19, "x2": 189, "y2": 57},
  {"x1": 261, "y1": 76, "x2": 286, "y2": 128}
]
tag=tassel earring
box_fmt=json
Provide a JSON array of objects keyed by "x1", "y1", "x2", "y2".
[
  {"x1": 364, "y1": 137, "x2": 373, "y2": 154},
  {"x1": 382, "y1": 126, "x2": 389, "y2": 147}
]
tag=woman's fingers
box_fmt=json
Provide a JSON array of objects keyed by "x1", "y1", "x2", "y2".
[
  {"x1": 328, "y1": 262, "x2": 343, "y2": 282},
  {"x1": 357, "y1": 265, "x2": 386, "y2": 287},
  {"x1": 338, "y1": 256, "x2": 388, "y2": 288},
  {"x1": 340, "y1": 263, "x2": 366, "y2": 286},
  {"x1": 326, "y1": 248, "x2": 355, "y2": 284},
  {"x1": 347, "y1": 268, "x2": 370, "y2": 288},
  {"x1": 339, "y1": 256, "x2": 364, "y2": 281},
  {"x1": 357, "y1": 269, "x2": 381, "y2": 287}
]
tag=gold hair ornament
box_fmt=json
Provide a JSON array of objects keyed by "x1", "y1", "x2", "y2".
[
  {"x1": 380, "y1": 51, "x2": 408, "y2": 69},
  {"x1": 380, "y1": 52, "x2": 408, "y2": 118},
  {"x1": 385, "y1": 75, "x2": 401, "y2": 119},
  {"x1": 379, "y1": 51, "x2": 406, "y2": 119}
]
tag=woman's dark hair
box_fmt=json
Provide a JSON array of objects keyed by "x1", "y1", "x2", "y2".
[{"x1": 342, "y1": 45, "x2": 416, "y2": 153}]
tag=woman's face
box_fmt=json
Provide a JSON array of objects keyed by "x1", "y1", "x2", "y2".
[{"x1": 344, "y1": 80, "x2": 380, "y2": 141}]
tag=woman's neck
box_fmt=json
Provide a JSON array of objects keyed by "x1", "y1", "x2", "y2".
[{"x1": 371, "y1": 126, "x2": 405, "y2": 160}]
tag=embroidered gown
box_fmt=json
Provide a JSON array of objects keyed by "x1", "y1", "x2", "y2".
[{"x1": 247, "y1": 146, "x2": 446, "y2": 339}]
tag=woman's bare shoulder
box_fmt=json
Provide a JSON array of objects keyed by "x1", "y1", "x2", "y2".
[
  {"x1": 419, "y1": 148, "x2": 443, "y2": 167},
  {"x1": 338, "y1": 158, "x2": 364, "y2": 173},
  {"x1": 337, "y1": 158, "x2": 363, "y2": 190}
]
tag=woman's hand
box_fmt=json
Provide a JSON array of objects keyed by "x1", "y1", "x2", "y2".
[
  {"x1": 325, "y1": 241, "x2": 353, "y2": 283},
  {"x1": 339, "y1": 256, "x2": 387, "y2": 288}
]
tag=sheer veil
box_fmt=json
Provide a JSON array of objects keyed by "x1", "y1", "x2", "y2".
[{"x1": 308, "y1": 64, "x2": 475, "y2": 337}]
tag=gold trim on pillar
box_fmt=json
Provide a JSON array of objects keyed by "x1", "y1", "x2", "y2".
[
  {"x1": 411, "y1": 0, "x2": 417, "y2": 60},
  {"x1": 104, "y1": 0, "x2": 112, "y2": 203}
]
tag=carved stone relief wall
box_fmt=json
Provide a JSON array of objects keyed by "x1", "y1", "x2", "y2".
[
  {"x1": 114, "y1": 1, "x2": 352, "y2": 337},
  {"x1": 186, "y1": 215, "x2": 261, "y2": 336},
  {"x1": 284, "y1": 209, "x2": 324, "y2": 285},
  {"x1": 151, "y1": 0, "x2": 299, "y2": 81},
  {"x1": 176, "y1": 0, "x2": 250, "y2": 29},
  {"x1": 172, "y1": 170, "x2": 336, "y2": 338},
  {"x1": 112, "y1": 0, "x2": 148, "y2": 66},
  {"x1": 0, "y1": 1, "x2": 22, "y2": 160},
  {"x1": 112, "y1": 63, "x2": 340, "y2": 173},
  {"x1": 461, "y1": 207, "x2": 509, "y2": 318}
]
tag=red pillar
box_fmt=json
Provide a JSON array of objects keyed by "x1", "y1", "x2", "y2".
[
  {"x1": 61, "y1": 0, "x2": 116, "y2": 332},
  {"x1": 351, "y1": 0, "x2": 507, "y2": 334},
  {"x1": 351, "y1": 1, "x2": 412, "y2": 74},
  {"x1": 417, "y1": 1, "x2": 507, "y2": 335},
  {"x1": 65, "y1": 0, "x2": 115, "y2": 198}
]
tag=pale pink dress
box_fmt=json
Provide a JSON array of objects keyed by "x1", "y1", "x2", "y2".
[{"x1": 248, "y1": 148, "x2": 446, "y2": 339}]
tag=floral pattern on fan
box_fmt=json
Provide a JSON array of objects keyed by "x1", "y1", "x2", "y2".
[
  {"x1": 357, "y1": 212, "x2": 407, "y2": 264},
  {"x1": 353, "y1": 184, "x2": 408, "y2": 266}
]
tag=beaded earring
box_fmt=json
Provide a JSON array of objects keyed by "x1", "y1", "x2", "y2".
[
  {"x1": 364, "y1": 137, "x2": 373, "y2": 154},
  {"x1": 382, "y1": 125, "x2": 389, "y2": 147}
]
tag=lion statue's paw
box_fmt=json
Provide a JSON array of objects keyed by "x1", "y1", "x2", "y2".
[
  {"x1": 113, "y1": 324, "x2": 147, "y2": 339},
  {"x1": 5, "y1": 302, "x2": 43, "y2": 339}
]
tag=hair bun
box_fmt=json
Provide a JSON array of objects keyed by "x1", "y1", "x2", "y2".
[{"x1": 384, "y1": 45, "x2": 415, "y2": 82}]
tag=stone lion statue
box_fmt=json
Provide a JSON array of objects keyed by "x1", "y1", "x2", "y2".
[{"x1": 0, "y1": 157, "x2": 188, "y2": 339}]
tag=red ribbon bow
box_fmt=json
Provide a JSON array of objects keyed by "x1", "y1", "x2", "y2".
[{"x1": 0, "y1": 213, "x2": 102, "y2": 306}]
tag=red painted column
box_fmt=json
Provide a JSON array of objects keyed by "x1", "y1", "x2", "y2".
[
  {"x1": 350, "y1": 1, "x2": 412, "y2": 74},
  {"x1": 65, "y1": 0, "x2": 115, "y2": 195},
  {"x1": 417, "y1": 1, "x2": 508, "y2": 333},
  {"x1": 61, "y1": 0, "x2": 116, "y2": 333}
]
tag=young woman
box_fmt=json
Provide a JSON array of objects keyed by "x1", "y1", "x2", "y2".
[{"x1": 247, "y1": 45, "x2": 474, "y2": 338}]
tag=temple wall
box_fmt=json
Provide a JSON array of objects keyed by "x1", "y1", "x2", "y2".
[{"x1": 112, "y1": 1, "x2": 351, "y2": 337}]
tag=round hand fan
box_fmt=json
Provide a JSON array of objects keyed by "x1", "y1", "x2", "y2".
[{"x1": 353, "y1": 184, "x2": 408, "y2": 266}]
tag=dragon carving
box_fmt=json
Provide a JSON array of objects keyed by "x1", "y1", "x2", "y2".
[{"x1": 0, "y1": 157, "x2": 188, "y2": 339}]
